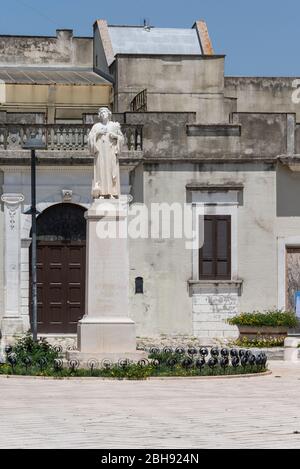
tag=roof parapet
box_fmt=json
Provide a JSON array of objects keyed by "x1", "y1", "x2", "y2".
[
  {"x1": 193, "y1": 20, "x2": 214, "y2": 55},
  {"x1": 94, "y1": 19, "x2": 115, "y2": 67}
]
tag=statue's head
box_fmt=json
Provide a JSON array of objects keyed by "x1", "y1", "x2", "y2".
[{"x1": 98, "y1": 107, "x2": 112, "y2": 123}]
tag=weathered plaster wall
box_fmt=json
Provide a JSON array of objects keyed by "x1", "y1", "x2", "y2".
[
  {"x1": 126, "y1": 111, "x2": 288, "y2": 160},
  {"x1": 277, "y1": 165, "x2": 300, "y2": 217},
  {"x1": 225, "y1": 77, "x2": 300, "y2": 120},
  {"x1": 0, "y1": 30, "x2": 93, "y2": 67},
  {"x1": 232, "y1": 112, "x2": 288, "y2": 157}
]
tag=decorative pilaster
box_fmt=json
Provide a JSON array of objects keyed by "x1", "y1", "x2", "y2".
[{"x1": 1, "y1": 193, "x2": 25, "y2": 337}]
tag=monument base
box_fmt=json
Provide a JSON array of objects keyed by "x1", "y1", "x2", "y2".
[
  {"x1": 66, "y1": 316, "x2": 147, "y2": 364},
  {"x1": 70, "y1": 195, "x2": 144, "y2": 365},
  {"x1": 78, "y1": 316, "x2": 137, "y2": 353}
]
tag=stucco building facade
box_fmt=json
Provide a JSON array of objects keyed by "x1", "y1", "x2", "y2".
[{"x1": 0, "y1": 19, "x2": 300, "y2": 346}]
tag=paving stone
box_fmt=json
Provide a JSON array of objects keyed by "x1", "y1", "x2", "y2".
[{"x1": 0, "y1": 361, "x2": 300, "y2": 448}]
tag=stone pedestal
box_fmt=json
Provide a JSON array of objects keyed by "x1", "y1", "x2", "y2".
[{"x1": 68, "y1": 198, "x2": 145, "y2": 363}]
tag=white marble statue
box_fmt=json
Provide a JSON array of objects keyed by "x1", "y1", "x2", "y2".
[{"x1": 88, "y1": 107, "x2": 124, "y2": 198}]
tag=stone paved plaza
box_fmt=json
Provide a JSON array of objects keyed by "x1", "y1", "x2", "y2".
[{"x1": 0, "y1": 361, "x2": 300, "y2": 449}]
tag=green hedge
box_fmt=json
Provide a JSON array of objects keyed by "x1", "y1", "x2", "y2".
[{"x1": 227, "y1": 309, "x2": 298, "y2": 327}]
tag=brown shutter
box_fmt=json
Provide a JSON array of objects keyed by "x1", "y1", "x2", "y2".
[{"x1": 199, "y1": 215, "x2": 231, "y2": 280}]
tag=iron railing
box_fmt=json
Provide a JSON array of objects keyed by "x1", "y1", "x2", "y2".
[{"x1": 130, "y1": 89, "x2": 147, "y2": 112}]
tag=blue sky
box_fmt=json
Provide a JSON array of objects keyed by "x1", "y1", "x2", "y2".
[{"x1": 1, "y1": 0, "x2": 299, "y2": 76}]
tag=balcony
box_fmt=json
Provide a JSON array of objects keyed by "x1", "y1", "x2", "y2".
[{"x1": 0, "y1": 123, "x2": 143, "y2": 153}]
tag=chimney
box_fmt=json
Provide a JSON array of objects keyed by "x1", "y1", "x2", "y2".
[{"x1": 56, "y1": 29, "x2": 73, "y2": 40}]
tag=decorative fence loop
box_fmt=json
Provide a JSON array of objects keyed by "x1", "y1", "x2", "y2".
[
  {"x1": 210, "y1": 347, "x2": 219, "y2": 358},
  {"x1": 208, "y1": 357, "x2": 218, "y2": 369},
  {"x1": 231, "y1": 356, "x2": 240, "y2": 367},
  {"x1": 22, "y1": 356, "x2": 32, "y2": 371},
  {"x1": 66, "y1": 345, "x2": 77, "y2": 352},
  {"x1": 149, "y1": 347, "x2": 160, "y2": 355},
  {"x1": 37, "y1": 357, "x2": 48, "y2": 371},
  {"x1": 221, "y1": 348, "x2": 229, "y2": 357},
  {"x1": 118, "y1": 359, "x2": 130, "y2": 369},
  {"x1": 152, "y1": 359, "x2": 160, "y2": 367},
  {"x1": 54, "y1": 345, "x2": 63, "y2": 353},
  {"x1": 101, "y1": 359, "x2": 113, "y2": 370},
  {"x1": 187, "y1": 347, "x2": 197, "y2": 357},
  {"x1": 195, "y1": 357, "x2": 205, "y2": 370},
  {"x1": 175, "y1": 347, "x2": 185, "y2": 355},
  {"x1": 138, "y1": 359, "x2": 149, "y2": 368},
  {"x1": 4, "y1": 345, "x2": 12, "y2": 355},
  {"x1": 87, "y1": 359, "x2": 99, "y2": 373},
  {"x1": 7, "y1": 353, "x2": 17, "y2": 370},
  {"x1": 166, "y1": 358, "x2": 177, "y2": 368},
  {"x1": 53, "y1": 358, "x2": 63, "y2": 371},
  {"x1": 68, "y1": 359, "x2": 79, "y2": 372},
  {"x1": 220, "y1": 357, "x2": 229, "y2": 369},
  {"x1": 199, "y1": 347, "x2": 209, "y2": 357},
  {"x1": 181, "y1": 357, "x2": 193, "y2": 369}
]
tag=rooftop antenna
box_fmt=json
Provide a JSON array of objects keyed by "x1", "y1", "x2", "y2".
[{"x1": 143, "y1": 18, "x2": 151, "y2": 31}]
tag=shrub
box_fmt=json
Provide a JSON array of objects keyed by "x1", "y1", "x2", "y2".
[
  {"x1": 227, "y1": 309, "x2": 298, "y2": 328},
  {"x1": 8, "y1": 332, "x2": 60, "y2": 365}
]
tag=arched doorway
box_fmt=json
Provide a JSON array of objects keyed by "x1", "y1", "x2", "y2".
[{"x1": 30, "y1": 203, "x2": 87, "y2": 333}]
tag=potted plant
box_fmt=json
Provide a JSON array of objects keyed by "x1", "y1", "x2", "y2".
[{"x1": 227, "y1": 309, "x2": 298, "y2": 339}]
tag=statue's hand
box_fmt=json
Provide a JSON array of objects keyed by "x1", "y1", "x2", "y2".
[{"x1": 109, "y1": 132, "x2": 118, "y2": 141}]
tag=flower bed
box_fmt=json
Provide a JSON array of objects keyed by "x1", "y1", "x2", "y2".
[
  {"x1": 0, "y1": 335, "x2": 268, "y2": 379},
  {"x1": 231, "y1": 336, "x2": 285, "y2": 348},
  {"x1": 227, "y1": 309, "x2": 298, "y2": 339}
]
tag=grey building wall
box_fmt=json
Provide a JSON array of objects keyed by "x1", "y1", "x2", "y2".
[
  {"x1": 225, "y1": 77, "x2": 300, "y2": 120},
  {"x1": 112, "y1": 55, "x2": 226, "y2": 122}
]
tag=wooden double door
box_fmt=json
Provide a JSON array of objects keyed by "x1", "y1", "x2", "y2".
[{"x1": 32, "y1": 241, "x2": 86, "y2": 333}]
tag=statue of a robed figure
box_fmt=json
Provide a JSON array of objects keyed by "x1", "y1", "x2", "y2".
[
  {"x1": 67, "y1": 106, "x2": 145, "y2": 363},
  {"x1": 88, "y1": 107, "x2": 124, "y2": 199}
]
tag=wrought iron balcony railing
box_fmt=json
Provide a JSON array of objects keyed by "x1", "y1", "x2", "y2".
[
  {"x1": 130, "y1": 89, "x2": 147, "y2": 112},
  {"x1": 0, "y1": 123, "x2": 143, "y2": 151}
]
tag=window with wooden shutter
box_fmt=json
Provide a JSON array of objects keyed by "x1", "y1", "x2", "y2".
[{"x1": 199, "y1": 215, "x2": 231, "y2": 280}]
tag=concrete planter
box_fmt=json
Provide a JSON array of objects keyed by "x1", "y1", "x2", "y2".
[{"x1": 238, "y1": 326, "x2": 288, "y2": 339}]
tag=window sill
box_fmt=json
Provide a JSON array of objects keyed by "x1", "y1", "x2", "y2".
[
  {"x1": 188, "y1": 279, "x2": 243, "y2": 286},
  {"x1": 188, "y1": 279, "x2": 243, "y2": 295}
]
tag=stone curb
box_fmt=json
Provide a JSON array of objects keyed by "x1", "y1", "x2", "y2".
[{"x1": 0, "y1": 370, "x2": 272, "y2": 381}]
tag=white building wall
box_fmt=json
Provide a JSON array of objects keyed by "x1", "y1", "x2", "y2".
[
  {"x1": 2, "y1": 160, "x2": 300, "y2": 341},
  {"x1": 130, "y1": 162, "x2": 279, "y2": 338}
]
